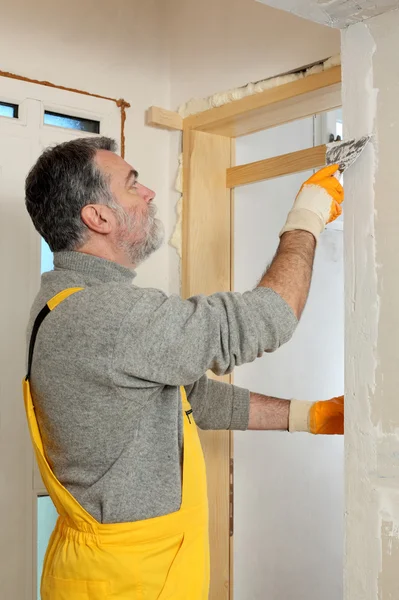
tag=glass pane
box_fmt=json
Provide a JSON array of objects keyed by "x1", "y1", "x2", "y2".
[
  {"x1": 0, "y1": 101, "x2": 18, "y2": 118},
  {"x1": 41, "y1": 238, "x2": 53, "y2": 274},
  {"x1": 44, "y1": 110, "x2": 100, "y2": 133},
  {"x1": 37, "y1": 496, "x2": 58, "y2": 599}
]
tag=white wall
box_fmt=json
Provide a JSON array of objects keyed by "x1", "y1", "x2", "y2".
[
  {"x1": 233, "y1": 119, "x2": 344, "y2": 599},
  {"x1": 166, "y1": 0, "x2": 340, "y2": 106}
]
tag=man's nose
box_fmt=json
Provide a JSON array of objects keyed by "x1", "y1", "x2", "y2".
[{"x1": 140, "y1": 184, "x2": 156, "y2": 203}]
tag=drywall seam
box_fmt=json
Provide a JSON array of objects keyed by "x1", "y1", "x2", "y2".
[
  {"x1": 170, "y1": 54, "x2": 341, "y2": 260},
  {"x1": 342, "y1": 22, "x2": 380, "y2": 599}
]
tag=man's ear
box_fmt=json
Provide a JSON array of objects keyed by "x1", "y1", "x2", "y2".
[{"x1": 81, "y1": 204, "x2": 113, "y2": 234}]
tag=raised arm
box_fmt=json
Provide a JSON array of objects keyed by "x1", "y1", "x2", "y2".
[
  {"x1": 258, "y1": 164, "x2": 344, "y2": 319},
  {"x1": 258, "y1": 230, "x2": 315, "y2": 320},
  {"x1": 117, "y1": 165, "x2": 344, "y2": 386}
]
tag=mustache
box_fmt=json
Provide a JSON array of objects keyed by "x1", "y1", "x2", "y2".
[
  {"x1": 147, "y1": 203, "x2": 157, "y2": 217},
  {"x1": 145, "y1": 203, "x2": 158, "y2": 225}
]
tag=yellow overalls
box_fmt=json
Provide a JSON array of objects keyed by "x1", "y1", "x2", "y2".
[{"x1": 23, "y1": 288, "x2": 210, "y2": 599}]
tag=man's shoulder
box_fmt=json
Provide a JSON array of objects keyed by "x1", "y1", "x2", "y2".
[{"x1": 29, "y1": 270, "x2": 169, "y2": 327}]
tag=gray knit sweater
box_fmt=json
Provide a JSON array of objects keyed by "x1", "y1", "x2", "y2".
[{"x1": 27, "y1": 252, "x2": 297, "y2": 523}]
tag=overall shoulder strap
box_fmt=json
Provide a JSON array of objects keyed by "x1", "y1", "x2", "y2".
[{"x1": 25, "y1": 287, "x2": 83, "y2": 381}]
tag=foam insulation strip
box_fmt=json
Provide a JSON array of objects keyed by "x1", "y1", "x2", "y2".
[
  {"x1": 170, "y1": 54, "x2": 341, "y2": 258},
  {"x1": 178, "y1": 54, "x2": 341, "y2": 118},
  {"x1": 170, "y1": 154, "x2": 183, "y2": 257}
]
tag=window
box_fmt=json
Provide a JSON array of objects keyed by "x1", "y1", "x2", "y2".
[
  {"x1": 44, "y1": 111, "x2": 100, "y2": 133},
  {"x1": 37, "y1": 496, "x2": 58, "y2": 599},
  {"x1": 41, "y1": 238, "x2": 53, "y2": 274},
  {"x1": 0, "y1": 101, "x2": 18, "y2": 118}
]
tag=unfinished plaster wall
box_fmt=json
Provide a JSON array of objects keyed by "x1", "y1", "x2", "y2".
[
  {"x1": 256, "y1": 0, "x2": 399, "y2": 28},
  {"x1": 342, "y1": 9, "x2": 399, "y2": 598}
]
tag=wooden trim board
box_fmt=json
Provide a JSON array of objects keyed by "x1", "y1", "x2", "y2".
[
  {"x1": 182, "y1": 129, "x2": 232, "y2": 297},
  {"x1": 146, "y1": 67, "x2": 342, "y2": 139},
  {"x1": 182, "y1": 129, "x2": 233, "y2": 599},
  {"x1": 229, "y1": 141, "x2": 236, "y2": 600},
  {"x1": 146, "y1": 106, "x2": 183, "y2": 131},
  {"x1": 226, "y1": 144, "x2": 327, "y2": 188},
  {"x1": 184, "y1": 66, "x2": 341, "y2": 137}
]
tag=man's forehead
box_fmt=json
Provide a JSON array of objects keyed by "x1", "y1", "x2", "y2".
[{"x1": 95, "y1": 149, "x2": 135, "y2": 179}]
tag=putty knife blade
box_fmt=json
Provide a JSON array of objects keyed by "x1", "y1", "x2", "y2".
[{"x1": 326, "y1": 135, "x2": 371, "y2": 173}]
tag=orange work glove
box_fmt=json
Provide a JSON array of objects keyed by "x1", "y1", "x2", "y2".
[
  {"x1": 309, "y1": 396, "x2": 344, "y2": 435},
  {"x1": 280, "y1": 164, "x2": 344, "y2": 241},
  {"x1": 289, "y1": 396, "x2": 344, "y2": 435}
]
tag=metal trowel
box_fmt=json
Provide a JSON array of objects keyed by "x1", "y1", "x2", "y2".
[
  {"x1": 323, "y1": 135, "x2": 371, "y2": 230},
  {"x1": 326, "y1": 135, "x2": 372, "y2": 174}
]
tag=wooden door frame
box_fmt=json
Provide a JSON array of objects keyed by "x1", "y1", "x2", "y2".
[{"x1": 147, "y1": 64, "x2": 342, "y2": 599}]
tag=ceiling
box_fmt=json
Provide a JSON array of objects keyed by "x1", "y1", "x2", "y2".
[{"x1": 256, "y1": 0, "x2": 399, "y2": 28}]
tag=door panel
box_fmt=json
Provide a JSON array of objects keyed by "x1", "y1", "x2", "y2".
[{"x1": 0, "y1": 76, "x2": 120, "y2": 599}]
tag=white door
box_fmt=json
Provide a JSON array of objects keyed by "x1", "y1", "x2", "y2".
[
  {"x1": 0, "y1": 76, "x2": 121, "y2": 599},
  {"x1": 233, "y1": 112, "x2": 344, "y2": 599}
]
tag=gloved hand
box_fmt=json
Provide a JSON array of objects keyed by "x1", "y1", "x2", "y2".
[
  {"x1": 289, "y1": 396, "x2": 344, "y2": 435},
  {"x1": 280, "y1": 164, "x2": 344, "y2": 242}
]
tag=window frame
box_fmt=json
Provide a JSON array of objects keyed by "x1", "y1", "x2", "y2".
[{"x1": 0, "y1": 100, "x2": 19, "y2": 119}]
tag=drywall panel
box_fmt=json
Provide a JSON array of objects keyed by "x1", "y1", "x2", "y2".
[{"x1": 234, "y1": 122, "x2": 344, "y2": 599}]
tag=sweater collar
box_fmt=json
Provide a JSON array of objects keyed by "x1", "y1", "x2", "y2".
[{"x1": 53, "y1": 252, "x2": 137, "y2": 283}]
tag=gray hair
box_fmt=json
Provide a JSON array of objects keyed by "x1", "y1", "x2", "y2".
[{"x1": 25, "y1": 136, "x2": 118, "y2": 252}]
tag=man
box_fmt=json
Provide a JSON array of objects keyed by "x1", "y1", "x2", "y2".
[{"x1": 24, "y1": 137, "x2": 344, "y2": 600}]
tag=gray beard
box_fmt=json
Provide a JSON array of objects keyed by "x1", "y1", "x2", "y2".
[{"x1": 116, "y1": 203, "x2": 165, "y2": 266}]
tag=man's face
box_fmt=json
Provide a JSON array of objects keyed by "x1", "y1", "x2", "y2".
[{"x1": 95, "y1": 150, "x2": 164, "y2": 266}]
